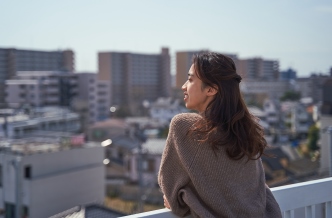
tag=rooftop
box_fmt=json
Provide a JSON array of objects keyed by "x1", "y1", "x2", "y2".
[{"x1": 0, "y1": 134, "x2": 98, "y2": 156}]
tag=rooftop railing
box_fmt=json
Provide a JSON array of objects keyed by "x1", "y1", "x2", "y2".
[{"x1": 120, "y1": 177, "x2": 332, "y2": 218}]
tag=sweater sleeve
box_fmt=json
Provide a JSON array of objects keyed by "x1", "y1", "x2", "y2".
[
  {"x1": 158, "y1": 115, "x2": 193, "y2": 217},
  {"x1": 265, "y1": 184, "x2": 282, "y2": 218}
]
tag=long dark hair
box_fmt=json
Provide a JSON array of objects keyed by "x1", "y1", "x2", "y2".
[{"x1": 190, "y1": 52, "x2": 267, "y2": 160}]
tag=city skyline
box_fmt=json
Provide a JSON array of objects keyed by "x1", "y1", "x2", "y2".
[{"x1": 1, "y1": 0, "x2": 331, "y2": 76}]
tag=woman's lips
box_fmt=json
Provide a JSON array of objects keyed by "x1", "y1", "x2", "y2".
[{"x1": 184, "y1": 94, "x2": 188, "y2": 100}]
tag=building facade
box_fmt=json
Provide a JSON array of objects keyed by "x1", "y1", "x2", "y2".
[
  {"x1": 0, "y1": 107, "x2": 81, "y2": 139},
  {"x1": 74, "y1": 73, "x2": 110, "y2": 130},
  {"x1": 240, "y1": 80, "x2": 291, "y2": 99},
  {"x1": 0, "y1": 139, "x2": 104, "y2": 218},
  {"x1": 0, "y1": 48, "x2": 74, "y2": 107},
  {"x1": 238, "y1": 57, "x2": 279, "y2": 81},
  {"x1": 5, "y1": 71, "x2": 77, "y2": 108},
  {"x1": 98, "y1": 48, "x2": 171, "y2": 116},
  {"x1": 296, "y1": 74, "x2": 332, "y2": 103}
]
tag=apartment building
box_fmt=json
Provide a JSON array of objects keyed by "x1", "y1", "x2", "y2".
[
  {"x1": 238, "y1": 57, "x2": 279, "y2": 81},
  {"x1": 0, "y1": 137, "x2": 104, "y2": 218},
  {"x1": 74, "y1": 73, "x2": 110, "y2": 130},
  {"x1": 175, "y1": 50, "x2": 239, "y2": 89},
  {"x1": 98, "y1": 48, "x2": 171, "y2": 116},
  {"x1": 0, "y1": 107, "x2": 80, "y2": 139},
  {"x1": 0, "y1": 48, "x2": 74, "y2": 106},
  {"x1": 240, "y1": 80, "x2": 291, "y2": 99},
  {"x1": 296, "y1": 74, "x2": 332, "y2": 103},
  {"x1": 5, "y1": 71, "x2": 77, "y2": 108}
]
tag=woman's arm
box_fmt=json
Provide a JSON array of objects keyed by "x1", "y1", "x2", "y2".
[{"x1": 158, "y1": 115, "x2": 192, "y2": 217}]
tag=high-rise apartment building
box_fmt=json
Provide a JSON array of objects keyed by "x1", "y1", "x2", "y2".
[
  {"x1": 74, "y1": 72, "x2": 110, "y2": 130},
  {"x1": 175, "y1": 50, "x2": 239, "y2": 90},
  {"x1": 98, "y1": 48, "x2": 171, "y2": 115},
  {"x1": 0, "y1": 48, "x2": 74, "y2": 106},
  {"x1": 296, "y1": 74, "x2": 332, "y2": 103},
  {"x1": 238, "y1": 58, "x2": 279, "y2": 81},
  {"x1": 5, "y1": 71, "x2": 77, "y2": 108}
]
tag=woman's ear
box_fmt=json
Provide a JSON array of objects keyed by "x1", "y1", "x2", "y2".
[{"x1": 206, "y1": 85, "x2": 218, "y2": 96}]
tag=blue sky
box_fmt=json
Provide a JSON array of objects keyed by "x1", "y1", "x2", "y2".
[{"x1": 1, "y1": 0, "x2": 331, "y2": 76}]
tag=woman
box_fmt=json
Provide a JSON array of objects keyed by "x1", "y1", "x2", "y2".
[{"x1": 158, "y1": 52, "x2": 282, "y2": 218}]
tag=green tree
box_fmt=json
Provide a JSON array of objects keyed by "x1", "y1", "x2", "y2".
[
  {"x1": 307, "y1": 124, "x2": 320, "y2": 151},
  {"x1": 280, "y1": 91, "x2": 301, "y2": 101}
]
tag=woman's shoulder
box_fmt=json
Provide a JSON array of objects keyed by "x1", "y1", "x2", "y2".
[{"x1": 170, "y1": 113, "x2": 202, "y2": 128}]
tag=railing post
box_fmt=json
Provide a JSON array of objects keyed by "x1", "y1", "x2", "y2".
[
  {"x1": 326, "y1": 201, "x2": 332, "y2": 218},
  {"x1": 284, "y1": 210, "x2": 294, "y2": 218},
  {"x1": 328, "y1": 127, "x2": 332, "y2": 177},
  {"x1": 305, "y1": 205, "x2": 315, "y2": 218}
]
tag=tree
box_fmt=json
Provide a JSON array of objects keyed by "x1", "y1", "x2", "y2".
[
  {"x1": 307, "y1": 124, "x2": 320, "y2": 151},
  {"x1": 280, "y1": 91, "x2": 301, "y2": 101}
]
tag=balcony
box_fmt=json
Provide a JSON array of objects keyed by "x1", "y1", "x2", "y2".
[{"x1": 120, "y1": 177, "x2": 332, "y2": 218}]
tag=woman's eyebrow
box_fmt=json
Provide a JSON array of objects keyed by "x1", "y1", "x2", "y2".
[{"x1": 188, "y1": 73, "x2": 194, "y2": 77}]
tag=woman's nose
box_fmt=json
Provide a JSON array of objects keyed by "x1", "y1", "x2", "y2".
[{"x1": 182, "y1": 81, "x2": 187, "y2": 91}]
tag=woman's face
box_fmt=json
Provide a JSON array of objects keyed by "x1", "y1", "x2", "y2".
[{"x1": 181, "y1": 64, "x2": 213, "y2": 113}]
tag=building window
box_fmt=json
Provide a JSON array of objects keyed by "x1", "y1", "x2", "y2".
[
  {"x1": 5, "y1": 203, "x2": 15, "y2": 218},
  {"x1": 140, "y1": 159, "x2": 155, "y2": 172},
  {"x1": 23, "y1": 206, "x2": 29, "y2": 217},
  {"x1": 25, "y1": 166, "x2": 31, "y2": 179}
]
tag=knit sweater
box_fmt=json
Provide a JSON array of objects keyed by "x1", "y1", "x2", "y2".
[{"x1": 158, "y1": 113, "x2": 282, "y2": 218}]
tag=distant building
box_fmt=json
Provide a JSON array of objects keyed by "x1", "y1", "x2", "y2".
[
  {"x1": 149, "y1": 97, "x2": 188, "y2": 125},
  {"x1": 127, "y1": 139, "x2": 165, "y2": 186},
  {"x1": 296, "y1": 73, "x2": 331, "y2": 103},
  {"x1": 0, "y1": 137, "x2": 104, "y2": 218},
  {"x1": 240, "y1": 80, "x2": 291, "y2": 99},
  {"x1": 0, "y1": 48, "x2": 74, "y2": 106},
  {"x1": 0, "y1": 107, "x2": 81, "y2": 139},
  {"x1": 280, "y1": 68, "x2": 297, "y2": 81},
  {"x1": 175, "y1": 50, "x2": 238, "y2": 89},
  {"x1": 98, "y1": 48, "x2": 171, "y2": 115},
  {"x1": 238, "y1": 57, "x2": 279, "y2": 81},
  {"x1": 281, "y1": 102, "x2": 310, "y2": 138},
  {"x1": 74, "y1": 73, "x2": 110, "y2": 130},
  {"x1": 87, "y1": 119, "x2": 130, "y2": 142},
  {"x1": 263, "y1": 99, "x2": 280, "y2": 128},
  {"x1": 5, "y1": 71, "x2": 77, "y2": 108}
]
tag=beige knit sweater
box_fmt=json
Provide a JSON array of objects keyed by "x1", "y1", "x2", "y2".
[{"x1": 158, "y1": 113, "x2": 282, "y2": 218}]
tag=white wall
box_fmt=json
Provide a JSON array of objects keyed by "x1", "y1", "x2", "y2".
[
  {"x1": 0, "y1": 146, "x2": 105, "y2": 217},
  {"x1": 30, "y1": 165, "x2": 104, "y2": 218}
]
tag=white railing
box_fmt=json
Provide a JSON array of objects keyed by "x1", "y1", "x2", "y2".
[{"x1": 120, "y1": 177, "x2": 332, "y2": 218}]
